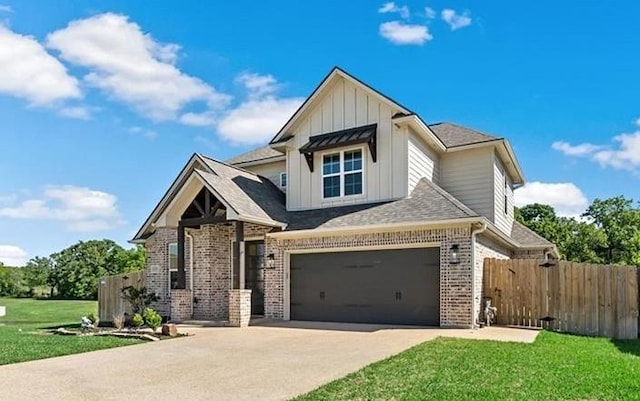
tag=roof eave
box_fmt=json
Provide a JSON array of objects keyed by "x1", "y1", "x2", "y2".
[{"x1": 393, "y1": 114, "x2": 447, "y2": 152}]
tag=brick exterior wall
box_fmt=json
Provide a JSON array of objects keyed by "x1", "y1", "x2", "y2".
[
  {"x1": 170, "y1": 289, "x2": 192, "y2": 321},
  {"x1": 145, "y1": 223, "x2": 271, "y2": 321},
  {"x1": 265, "y1": 226, "x2": 474, "y2": 328},
  {"x1": 474, "y1": 234, "x2": 511, "y2": 327},
  {"x1": 229, "y1": 289, "x2": 252, "y2": 327}
]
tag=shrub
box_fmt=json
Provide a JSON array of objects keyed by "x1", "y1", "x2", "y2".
[
  {"x1": 121, "y1": 286, "x2": 158, "y2": 315},
  {"x1": 131, "y1": 313, "x2": 144, "y2": 328},
  {"x1": 87, "y1": 312, "x2": 99, "y2": 326},
  {"x1": 112, "y1": 313, "x2": 125, "y2": 331},
  {"x1": 143, "y1": 308, "x2": 162, "y2": 332}
]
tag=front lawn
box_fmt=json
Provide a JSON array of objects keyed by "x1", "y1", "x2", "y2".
[
  {"x1": 296, "y1": 331, "x2": 640, "y2": 401},
  {"x1": 0, "y1": 297, "x2": 142, "y2": 365}
]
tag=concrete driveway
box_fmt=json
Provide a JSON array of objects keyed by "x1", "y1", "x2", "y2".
[{"x1": 0, "y1": 322, "x2": 538, "y2": 401}]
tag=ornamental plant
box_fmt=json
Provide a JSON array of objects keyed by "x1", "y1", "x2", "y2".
[{"x1": 143, "y1": 307, "x2": 162, "y2": 333}]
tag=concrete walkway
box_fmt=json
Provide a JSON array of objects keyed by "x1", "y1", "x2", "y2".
[{"x1": 0, "y1": 322, "x2": 539, "y2": 401}]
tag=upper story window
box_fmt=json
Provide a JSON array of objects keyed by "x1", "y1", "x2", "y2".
[
  {"x1": 322, "y1": 149, "x2": 363, "y2": 199},
  {"x1": 504, "y1": 176, "x2": 509, "y2": 215}
]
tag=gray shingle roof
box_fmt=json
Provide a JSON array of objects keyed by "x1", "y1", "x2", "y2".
[
  {"x1": 429, "y1": 122, "x2": 500, "y2": 148},
  {"x1": 226, "y1": 146, "x2": 284, "y2": 165},
  {"x1": 285, "y1": 178, "x2": 478, "y2": 231},
  {"x1": 510, "y1": 221, "x2": 554, "y2": 248},
  {"x1": 197, "y1": 156, "x2": 288, "y2": 225}
]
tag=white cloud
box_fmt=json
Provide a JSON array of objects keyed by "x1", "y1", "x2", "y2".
[
  {"x1": 378, "y1": 2, "x2": 410, "y2": 19},
  {"x1": 46, "y1": 13, "x2": 230, "y2": 122},
  {"x1": 180, "y1": 111, "x2": 217, "y2": 127},
  {"x1": 0, "y1": 245, "x2": 27, "y2": 266},
  {"x1": 217, "y1": 97, "x2": 303, "y2": 145},
  {"x1": 215, "y1": 73, "x2": 303, "y2": 145},
  {"x1": 552, "y1": 141, "x2": 602, "y2": 156},
  {"x1": 0, "y1": 5, "x2": 12, "y2": 13},
  {"x1": 552, "y1": 122, "x2": 640, "y2": 173},
  {"x1": 59, "y1": 105, "x2": 91, "y2": 119},
  {"x1": 379, "y1": 21, "x2": 432, "y2": 45},
  {"x1": 515, "y1": 181, "x2": 589, "y2": 218},
  {"x1": 236, "y1": 72, "x2": 278, "y2": 98},
  {"x1": 0, "y1": 25, "x2": 80, "y2": 105},
  {"x1": 441, "y1": 9, "x2": 472, "y2": 31},
  {"x1": 634, "y1": 117, "x2": 640, "y2": 127},
  {"x1": 0, "y1": 185, "x2": 125, "y2": 232},
  {"x1": 425, "y1": 7, "x2": 436, "y2": 19}
]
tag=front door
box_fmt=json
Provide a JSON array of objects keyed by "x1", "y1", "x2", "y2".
[{"x1": 245, "y1": 240, "x2": 265, "y2": 315}]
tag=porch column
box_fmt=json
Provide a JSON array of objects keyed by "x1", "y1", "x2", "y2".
[
  {"x1": 177, "y1": 224, "x2": 186, "y2": 289},
  {"x1": 233, "y1": 221, "x2": 245, "y2": 289}
]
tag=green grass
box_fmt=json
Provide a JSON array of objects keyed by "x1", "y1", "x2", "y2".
[
  {"x1": 0, "y1": 297, "x2": 142, "y2": 365},
  {"x1": 296, "y1": 331, "x2": 640, "y2": 401}
]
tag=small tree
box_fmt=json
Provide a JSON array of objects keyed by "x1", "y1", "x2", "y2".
[{"x1": 121, "y1": 286, "x2": 158, "y2": 315}]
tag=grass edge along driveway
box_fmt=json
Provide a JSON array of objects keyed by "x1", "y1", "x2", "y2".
[
  {"x1": 295, "y1": 330, "x2": 640, "y2": 401},
  {"x1": 0, "y1": 297, "x2": 142, "y2": 366}
]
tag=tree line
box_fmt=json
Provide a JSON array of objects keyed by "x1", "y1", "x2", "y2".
[
  {"x1": 517, "y1": 196, "x2": 640, "y2": 266},
  {"x1": 0, "y1": 239, "x2": 145, "y2": 299}
]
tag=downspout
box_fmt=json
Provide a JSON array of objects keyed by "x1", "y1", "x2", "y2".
[
  {"x1": 186, "y1": 233, "x2": 194, "y2": 318},
  {"x1": 470, "y1": 221, "x2": 488, "y2": 329}
]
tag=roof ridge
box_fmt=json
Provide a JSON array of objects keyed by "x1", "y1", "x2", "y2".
[
  {"x1": 197, "y1": 153, "x2": 260, "y2": 177},
  {"x1": 414, "y1": 178, "x2": 478, "y2": 217}
]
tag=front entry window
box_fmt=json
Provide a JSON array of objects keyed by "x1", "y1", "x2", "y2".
[
  {"x1": 322, "y1": 149, "x2": 364, "y2": 198},
  {"x1": 245, "y1": 241, "x2": 265, "y2": 316},
  {"x1": 168, "y1": 243, "x2": 179, "y2": 290}
]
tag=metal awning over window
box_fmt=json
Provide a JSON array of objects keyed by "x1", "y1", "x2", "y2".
[{"x1": 298, "y1": 124, "x2": 377, "y2": 172}]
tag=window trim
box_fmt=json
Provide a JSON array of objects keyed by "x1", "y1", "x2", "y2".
[
  {"x1": 320, "y1": 147, "x2": 366, "y2": 200},
  {"x1": 279, "y1": 172, "x2": 287, "y2": 188},
  {"x1": 168, "y1": 242, "x2": 178, "y2": 291},
  {"x1": 504, "y1": 175, "x2": 509, "y2": 215}
]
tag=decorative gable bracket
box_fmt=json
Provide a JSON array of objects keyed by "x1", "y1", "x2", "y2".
[{"x1": 299, "y1": 124, "x2": 377, "y2": 172}]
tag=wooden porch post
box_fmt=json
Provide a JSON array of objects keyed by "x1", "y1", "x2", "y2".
[{"x1": 177, "y1": 224, "x2": 186, "y2": 289}]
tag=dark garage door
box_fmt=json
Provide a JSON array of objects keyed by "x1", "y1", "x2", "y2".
[{"x1": 290, "y1": 248, "x2": 440, "y2": 325}]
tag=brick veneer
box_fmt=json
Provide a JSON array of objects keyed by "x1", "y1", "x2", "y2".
[
  {"x1": 170, "y1": 289, "x2": 192, "y2": 321},
  {"x1": 265, "y1": 226, "x2": 474, "y2": 328},
  {"x1": 228, "y1": 289, "x2": 252, "y2": 327}
]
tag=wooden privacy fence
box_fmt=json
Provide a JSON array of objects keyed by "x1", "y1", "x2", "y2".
[
  {"x1": 483, "y1": 259, "x2": 639, "y2": 339},
  {"x1": 98, "y1": 270, "x2": 145, "y2": 323}
]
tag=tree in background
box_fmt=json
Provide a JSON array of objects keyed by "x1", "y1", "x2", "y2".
[
  {"x1": 0, "y1": 262, "x2": 27, "y2": 297},
  {"x1": 50, "y1": 240, "x2": 146, "y2": 300},
  {"x1": 22, "y1": 256, "x2": 54, "y2": 297},
  {"x1": 516, "y1": 196, "x2": 639, "y2": 266}
]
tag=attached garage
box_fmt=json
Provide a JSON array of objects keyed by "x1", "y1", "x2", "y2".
[{"x1": 290, "y1": 247, "x2": 440, "y2": 325}]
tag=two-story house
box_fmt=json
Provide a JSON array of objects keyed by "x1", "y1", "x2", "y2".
[{"x1": 132, "y1": 67, "x2": 556, "y2": 329}]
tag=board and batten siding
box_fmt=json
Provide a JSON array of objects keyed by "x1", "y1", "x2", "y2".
[
  {"x1": 493, "y1": 155, "x2": 515, "y2": 234},
  {"x1": 243, "y1": 160, "x2": 286, "y2": 190},
  {"x1": 286, "y1": 76, "x2": 408, "y2": 210},
  {"x1": 440, "y1": 147, "x2": 495, "y2": 220},
  {"x1": 407, "y1": 128, "x2": 440, "y2": 193}
]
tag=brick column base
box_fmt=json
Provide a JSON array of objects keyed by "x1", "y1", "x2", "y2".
[
  {"x1": 229, "y1": 289, "x2": 252, "y2": 327},
  {"x1": 170, "y1": 289, "x2": 192, "y2": 322}
]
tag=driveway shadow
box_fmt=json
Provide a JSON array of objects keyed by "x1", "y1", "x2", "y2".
[{"x1": 253, "y1": 319, "x2": 434, "y2": 333}]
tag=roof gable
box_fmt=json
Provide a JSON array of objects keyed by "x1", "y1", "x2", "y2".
[{"x1": 269, "y1": 66, "x2": 412, "y2": 144}]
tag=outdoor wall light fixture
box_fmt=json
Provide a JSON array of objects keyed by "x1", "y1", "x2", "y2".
[
  {"x1": 450, "y1": 244, "x2": 461, "y2": 264},
  {"x1": 266, "y1": 253, "x2": 276, "y2": 269}
]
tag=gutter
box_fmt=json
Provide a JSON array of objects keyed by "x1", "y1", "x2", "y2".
[{"x1": 470, "y1": 221, "x2": 488, "y2": 329}]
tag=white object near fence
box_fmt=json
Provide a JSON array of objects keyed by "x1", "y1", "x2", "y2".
[{"x1": 0, "y1": 306, "x2": 5, "y2": 317}]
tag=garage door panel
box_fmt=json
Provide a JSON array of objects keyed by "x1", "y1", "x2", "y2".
[{"x1": 290, "y1": 248, "x2": 440, "y2": 325}]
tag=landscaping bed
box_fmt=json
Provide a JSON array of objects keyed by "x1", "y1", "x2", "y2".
[{"x1": 0, "y1": 297, "x2": 150, "y2": 365}]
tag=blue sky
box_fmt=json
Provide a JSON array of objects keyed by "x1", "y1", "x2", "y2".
[{"x1": 0, "y1": 1, "x2": 639, "y2": 265}]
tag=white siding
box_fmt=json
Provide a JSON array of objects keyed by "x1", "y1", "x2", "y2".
[
  {"x1": 407, "y1": 128, "x2": 439, "y2": 193},
  {"x1": 493, "y1": 154, "x2": 515, "y2": 234},
  {"x1": 286, "y1": 76, "x2": 407, "y2": 210},
  {"x1": 242, "y1": 160, "x2": 286, "y2": 190},
  {"x1": 440, "y1": 147, "x2": 494, "y2": 219}
]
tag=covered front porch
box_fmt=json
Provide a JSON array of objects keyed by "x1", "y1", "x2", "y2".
[{"x1": 134, "y1": 156, "x2": 287, "y2": 326}]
